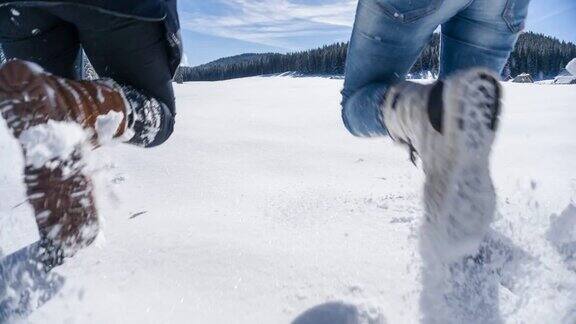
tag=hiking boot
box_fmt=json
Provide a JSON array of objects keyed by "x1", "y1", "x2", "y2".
[
  {"x1": 0, "y1": 59, "x2": 128, "y2": 142},
  {"x1": 0, "y1": 59, "x2": 129, "y2": 257},
  {"x1": 381, "y1": 69, "x2": 502, "y2": 260}
]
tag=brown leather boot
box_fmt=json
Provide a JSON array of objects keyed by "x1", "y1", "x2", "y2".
[
  {"x1": 0, "y1": 59, "x2": 130, "y2": 259},
  {"x1": 0, "y1": 59, "x2": 128, "y2": 141}
]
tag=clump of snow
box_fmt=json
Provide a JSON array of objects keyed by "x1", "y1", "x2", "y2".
[
  {"x1": 10, "y1": 8, "x2": 20, "y2": 16},
  {"x1": 18, "y1": 121, "x2": 87, "y2": 169},
  {"x1": 566, "y1": 58, "x2": 576, "y2": 76},
  {"x1": 95, "y1": 111, "x2": 123, "y2": 145},
  {"x1": 547, "y1": 204, "x2": 576, "y2": 270},
  {"x1": 95, "y1": 87, "x2": 105, "y2": 103},
  {"x1": 0, "y1": 109, "x2": 101, "y2": 278},
  {"x1": 19, "y1": 60, "x2": 45, "y2": 74},
  {"x1": 548, "y1": 204, "x2": 576, "y2": 246}
]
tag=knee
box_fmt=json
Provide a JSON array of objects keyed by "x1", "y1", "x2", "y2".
[{"x1": 340, "y1": 84, "x2": 389, "y2": 138}]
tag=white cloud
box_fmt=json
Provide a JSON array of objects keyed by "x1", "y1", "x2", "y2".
[{"x1": 180, "y1": 0, "x2": 357, "y2": 48}]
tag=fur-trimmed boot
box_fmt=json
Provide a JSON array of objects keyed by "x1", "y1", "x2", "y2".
[{"x1": 381, "y1": 69, "x2": 502, "y2": 260}]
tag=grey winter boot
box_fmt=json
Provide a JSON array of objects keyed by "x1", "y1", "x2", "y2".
[{"x1": 381, "y1": 69, "x2": 502, "y2": 261}]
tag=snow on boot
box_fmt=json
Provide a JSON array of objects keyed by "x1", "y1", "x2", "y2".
[
  {"x1": 381, "y1": 69, "x2": 502, "y2": 261},
  {"x1": 0, "y1": 59, "x2": 130, "y2": 259},
  {"x1": 0, "y1": 59, "x2": 129, "y2": 142}
]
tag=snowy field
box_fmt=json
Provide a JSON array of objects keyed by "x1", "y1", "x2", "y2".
[{"x1": 1, "y1": 77, "x2": 576, "y2": 323}]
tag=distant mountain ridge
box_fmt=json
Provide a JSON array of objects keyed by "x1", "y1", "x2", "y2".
[
  {"x1": 197, "y1": 53, "x2": 270, "y2": 68},
  {"x1": 179, "y1": 32, "x2": 576, "y2": 82}
]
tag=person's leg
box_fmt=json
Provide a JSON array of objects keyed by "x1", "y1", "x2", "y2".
[
  {"x1": 439, "y1": 0, "x2": 530, "y2": 78},
  {"x1": 342, "y1": 0, "x2": 452, "y2": 137},
  {"x1": 48, "y1": 6, "x2": 176, "y2": 147},
  {"x1": 0, "y1": 9, "x2": 102, "y2": 263},
  {"x1": 0, "y1": 6, "x2": 79, "y2": 79}
]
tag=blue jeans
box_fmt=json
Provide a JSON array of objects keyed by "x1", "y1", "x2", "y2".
[{"x1": 341, "y1": 0, "x2": 530, "y2": 137}]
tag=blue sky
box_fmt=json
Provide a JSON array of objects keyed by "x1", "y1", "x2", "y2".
[{"x1": 178, "y1": 0, "x2": 576, "y2": 66}]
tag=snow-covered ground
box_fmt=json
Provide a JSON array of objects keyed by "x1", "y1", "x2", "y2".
[{"x1": 1, "y1": 77, "x2": 576, "y2": 323}]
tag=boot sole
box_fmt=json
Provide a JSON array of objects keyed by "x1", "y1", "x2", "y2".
[{"x1": 424, "y1": 69, "x2": 501, "y2": 260}]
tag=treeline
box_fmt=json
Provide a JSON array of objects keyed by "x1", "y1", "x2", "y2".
[
  {"x1": 2, "y1": 32, "x2": 573, "y2": 82},
  {"x1": 505, "y1": 33, "x2": 576, "y2": 79},
  {"x1": 180, "y1": 32, "x2": 576, "y2": 82},
  {"x1": 179, "y1": 40, "x2": 439, "y2": 82},
  {"x1": 178, "y1": 43, "x2": 348, "y2": 82}
]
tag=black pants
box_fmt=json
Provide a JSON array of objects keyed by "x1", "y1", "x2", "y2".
[{"x1": 0, "y1": 4, "x2": 176, "y2": 147}]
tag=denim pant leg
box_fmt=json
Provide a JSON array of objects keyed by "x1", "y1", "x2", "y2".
[
  {"x1": 342, "y1": 0, "x2": 450, "y2": 138},
  {"x1": 439, "y1": 0, "x2": 530, "y2": 79}
]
